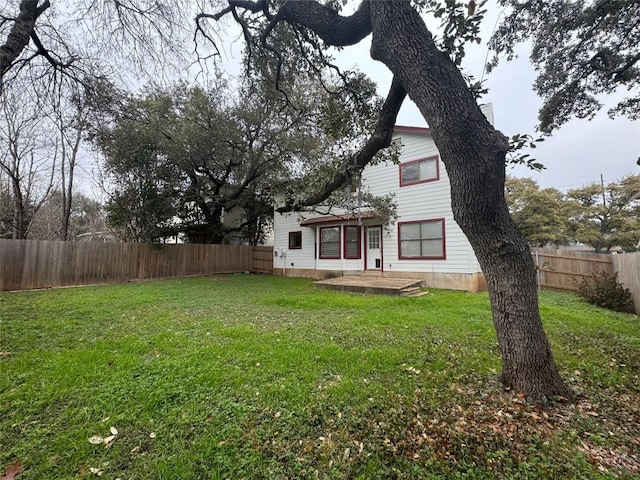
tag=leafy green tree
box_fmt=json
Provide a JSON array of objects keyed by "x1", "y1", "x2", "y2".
[
  {"x1": 490, "y1": 0, "x2": 640, "y2": 133},
  {"x1": 505, "y1": 177, "x2": 570, "y2": 246},
  {"x1": 567, "y1": 174, "x2": 640, "y2": 252},
  {"x1": 96, "y1": 77, "x2": 379, "y2": 244},
  {"x1": 0, "y1": 187, "x2": 15, "y2": 238},
  {"x1": 98, "y1": 89, "x2": 188, "y2": 242}
]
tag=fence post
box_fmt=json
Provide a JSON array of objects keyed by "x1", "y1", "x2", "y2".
[{"x1": 535, "y1": 250, "x2": 540, "y2": 291}]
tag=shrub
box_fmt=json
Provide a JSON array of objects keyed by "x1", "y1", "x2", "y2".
[{"x1": 576, "y1": 271, "x2": 634, "y2": 314}]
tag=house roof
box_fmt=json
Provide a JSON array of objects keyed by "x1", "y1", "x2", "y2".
[
  {"x1": 299, "y1": 211, "x2": 380, "y2": 227},
  {"x1": 394, "y1": 125, "x2": 431, "y2": 135}
]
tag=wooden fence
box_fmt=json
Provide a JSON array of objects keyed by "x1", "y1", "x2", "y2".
[
  {"x1": 252, "y1": 246, "x2": 275, "y2": 274},
  {"x1": 611, "y1": 252, "x2": 640, "y2": 315},
  {"x1": 0, "y1": 240, "x2": 273, "y2": 291},
  {"x1": 531, "y1": 248, "x2": 639, "y2": 314},
  {"x1": 531, "y1": 249, "x2": 613, "y2": 292}
]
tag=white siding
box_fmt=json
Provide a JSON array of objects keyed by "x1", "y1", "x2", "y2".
[
  {"x1": 362, "y1": 130, "x2": 480, "y2": 274},
  {"x1": 273, "y1": 212, "x2": 317, "y2": 271},
  {"x1": 272, "y1": 211, "x2": 365, "y2": 272},
  {"x1": 273, "y1": 126, "x2": 483, "y2": 276}
]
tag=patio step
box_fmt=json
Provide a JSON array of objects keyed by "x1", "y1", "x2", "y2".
[
  {"x1": 407, "y1": 290, "x2": 430, "y2": 298},
  {"x1": 399, "y1": 286, "x2": 421, "y2": 297}
]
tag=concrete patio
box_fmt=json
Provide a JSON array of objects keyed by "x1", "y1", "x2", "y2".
[{"x1": 313, "y1": 276, "x2": 427, "y2": 297}]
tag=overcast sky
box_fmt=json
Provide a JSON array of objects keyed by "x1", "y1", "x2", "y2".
[{"x1": 323, "y1": 2, "x2": 640, "y2": 192}]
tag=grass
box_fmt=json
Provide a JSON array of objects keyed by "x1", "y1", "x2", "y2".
[{"x1": 1, "y1": 274, "x2": 638, "y2": 479}]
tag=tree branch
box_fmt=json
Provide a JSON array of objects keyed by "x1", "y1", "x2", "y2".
[
  {"x1": 214, "y1": 0, "x2": 372, "y2": 47},
  {"x1": 278, "y1": 77, "x2": 406, "y2": 212},
  {"x1": 0, "y1": 0, "x2": 50, "y2": 81},
  {"x1": 279, "y1": 0, "x2": 371, "y2": 46}
]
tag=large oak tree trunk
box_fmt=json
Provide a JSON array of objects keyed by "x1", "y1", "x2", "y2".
[{"x1": 369, "y1": 0, "x2": 573, "y2": 400}]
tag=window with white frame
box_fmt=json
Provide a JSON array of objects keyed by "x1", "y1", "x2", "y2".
[
  {"x1": 398, "y1": 219, "x2": 445, "y2": 259},
  {"x1": 399, "y1": 156, "x2": 439, "y2": 186},
  {"x1": 368, "y1": 228, "x2": 380, "y2": 250},
  {"x1": 319, "y1": 226, "x2": 340, "y2": 259}
]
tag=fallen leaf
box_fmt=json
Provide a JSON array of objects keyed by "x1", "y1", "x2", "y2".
[
  {"x1": 0, "y1": 462, "x2": 25, "y2": 480},
  {"x1": 88, "y1": 467, "x2": 103, "y2": 476},
  {"x1": 343, "y1": 448, "x2": 350, "y2": 461},
  {"x1": 149, "y1": 432, "x2": 156, "y2": 439},
  {"x1": 110, "y1": 426, "x2": 118, "y2": 435},
  {"x1": 88, "y1": 436, "x2": 104, "y2": 445}
]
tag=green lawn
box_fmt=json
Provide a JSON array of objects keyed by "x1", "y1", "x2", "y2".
[{"x1": 1, "y1": 275, "x2": 638, "y2": 479}]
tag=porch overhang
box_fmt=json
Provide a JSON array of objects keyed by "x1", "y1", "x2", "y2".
[{"x1": 299, "y1": 211, "x2": 381, "y2": 227}]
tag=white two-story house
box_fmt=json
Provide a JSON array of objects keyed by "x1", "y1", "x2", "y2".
[{"x1": 272, "y1": 107, "x2": 494, "y2": 292}]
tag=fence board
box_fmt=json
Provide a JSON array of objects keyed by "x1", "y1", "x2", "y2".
[
  {"x1": 612, "y1": 252, "x2": 640, "y2": 315},
  {"x1": 252, "y1": 246, "x2": 274, "y2": 274},
  {"x1": 0, "y1": 240, "x2": 272, "y2": 291},
  {"x1": 531, "y1": 248, "x2": 613, "y2": 293}
]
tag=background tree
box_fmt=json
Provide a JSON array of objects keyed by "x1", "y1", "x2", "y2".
[
  {"x1": 96, "y1": 76, "x2": 380, "y2": 244},
  {"x1": 0, "y1": 186, "x2": 14, "y2": 238},
  {"x1": 29, "y1": 191, "x2": 107, "y2": 240},
  {"x1": 1, "y1": 0, "x2": 195, "y2": 93},
  {"x1": 567, "y1": 174, "x2": 640, "y2": 252},
  {"x1": 98, "y1": 89, "x2": 183, "y2": 242},
  {"x1": 0, "y1": 81, "x2": 57, "y2": 239},
  {"x1": 52, "y1": 85, "x2": 92, "y2": 240},
  {"x1": 490, "y1": 0, "x2": 640, "y2": 133},
  {"x1": 505, "y1": 176, "x2": 570, "y2": 246}
]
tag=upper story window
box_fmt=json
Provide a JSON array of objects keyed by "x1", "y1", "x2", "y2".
[
  {"x1": 398, "y1": 219, "x2": 446, "y2": 260},
  {"x1": 399, "y1": 155, "x2": 439, "y2": 187},
  {"x1": 289, "y1": 231, "x2": 302, "y2": 249},
  {"x1": 319, "y1": 226, "x2": 341, "y2": 259}
]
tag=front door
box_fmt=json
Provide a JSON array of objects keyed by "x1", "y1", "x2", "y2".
[{"x1": 366, "y1": 226, "x2": 382, "y2": 270}]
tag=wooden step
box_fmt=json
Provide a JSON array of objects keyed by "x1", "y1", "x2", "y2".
[{"x1": 399, "y1": 286, "x2": 421, "y2": 297}]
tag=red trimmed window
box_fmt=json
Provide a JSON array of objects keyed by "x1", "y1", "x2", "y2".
[
  {"x1": 399, "y1": 156, "x2": 439, "y2": 186},
  {"x1": 398, "y1": 219, "x2": 446, "y2": 260},
  {"x1": 319, "y1": 226, "x2": 340, "y2": 259},
  {"x1": 288, "y1": 231, "x2": 302, "y2": 249},
  {"x1": 343, "y1": 226, "x2": 361, "y2": 259}
]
